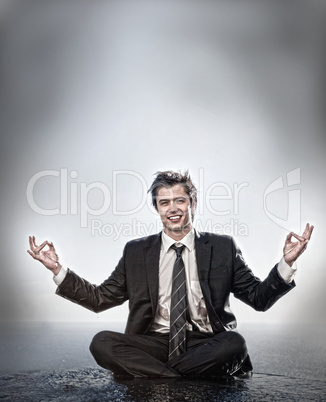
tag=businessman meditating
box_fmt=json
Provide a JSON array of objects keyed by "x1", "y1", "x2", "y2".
[{"x1": 28, "y1": 170, "x2": 313, "y2": 378}]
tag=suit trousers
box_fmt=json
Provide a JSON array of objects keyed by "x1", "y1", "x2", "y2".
[{"x1": 89, "y1": 330, "x2": 250, "y2": 378}]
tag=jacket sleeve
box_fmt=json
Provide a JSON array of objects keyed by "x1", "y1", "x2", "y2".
[
  {"x1": 230, "y1": 238, "x2": 295, "y2": 311},
  {"x1": 55, "y1": 244, "x2": 129, "y2": 313}
]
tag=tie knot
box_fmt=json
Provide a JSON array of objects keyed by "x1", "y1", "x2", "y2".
[{"x1": 170, "y1": 244, "x2": 185, "y2": 257}]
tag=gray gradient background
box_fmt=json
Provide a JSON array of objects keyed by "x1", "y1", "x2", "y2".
[{"x1": 0, "y1": 0, "x2": 325, "y2": 328}]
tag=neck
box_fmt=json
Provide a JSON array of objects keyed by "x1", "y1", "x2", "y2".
[{"x1": 164, "y1": 226, "x2": 192, "y2": 241}]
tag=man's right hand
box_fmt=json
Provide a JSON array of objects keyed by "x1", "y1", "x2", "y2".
[{"x1": 27, "y1": 236, "x2": 62, "y2": 276}]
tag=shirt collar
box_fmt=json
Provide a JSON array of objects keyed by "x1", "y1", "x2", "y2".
[{"x1": 161, "y1": 229, "x2": 195, "y2": 253}]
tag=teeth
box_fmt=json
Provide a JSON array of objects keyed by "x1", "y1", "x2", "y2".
[{"x1": 169, "y1": 216, "x2": 180, "y2": 220}]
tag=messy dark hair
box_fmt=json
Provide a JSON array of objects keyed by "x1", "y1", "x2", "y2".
[{"x1": 148, "y1": 170, "x2": 197, "y2": 213}]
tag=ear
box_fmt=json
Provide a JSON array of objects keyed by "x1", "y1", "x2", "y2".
[
  {"x1": 154, "y1": 202, "x2": 160, "y2": 213},
  {"x1": 190, "y1": 200, "x2": 196, "y2": 216}
]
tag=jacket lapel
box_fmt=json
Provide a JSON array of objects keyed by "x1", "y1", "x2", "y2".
[
  {"x1": 194, "y1": 230, "x2": 212, "y2": 281},
  {"x1": 195, "y1": 230, "x2": 225, "y2": 333},
  {"x1": 144, "y1": 233, "x2": 162, "y2": 314}
]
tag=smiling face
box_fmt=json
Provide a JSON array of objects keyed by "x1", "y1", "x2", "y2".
[{"x1": 156, "y1": 184, "x2": 195, "y2": 240}]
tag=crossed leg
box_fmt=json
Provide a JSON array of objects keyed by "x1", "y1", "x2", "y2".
[{"x1": 89, "y1": 330, "x2": 250, "y2": 378}]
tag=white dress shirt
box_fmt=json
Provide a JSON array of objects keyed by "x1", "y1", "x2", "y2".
[{"x1": 151, "y1": 229, "x2": 213, "y2": 333}]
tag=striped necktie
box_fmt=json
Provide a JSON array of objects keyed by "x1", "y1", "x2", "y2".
[{"x1": 168, "y1": 244, "x2": 187, "y2": 360}]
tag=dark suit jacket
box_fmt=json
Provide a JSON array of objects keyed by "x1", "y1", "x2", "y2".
[{"x1": 56, "y1": 231, "x2": 295, "y2": 334}]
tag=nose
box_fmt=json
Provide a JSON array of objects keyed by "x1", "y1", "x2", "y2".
[{"x1": 168, "y1": 200, "x2": 179, "y2": 212}]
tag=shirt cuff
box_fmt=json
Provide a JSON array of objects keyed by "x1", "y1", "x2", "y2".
[
  {"x1": 53, "y1": 266, "x2": 67, "y2": 286},
  {"x1": 277, "y1": 256, "x2": 297, "y2": 284}
]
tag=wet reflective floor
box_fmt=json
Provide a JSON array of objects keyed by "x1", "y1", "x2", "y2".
[{"x1": 1, "y1": 367, "x2": 325, "y2": 401}]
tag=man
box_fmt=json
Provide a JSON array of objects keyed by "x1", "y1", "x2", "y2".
[{"x1": 28, "y1": 170, "x2": 313, "y2": 378}]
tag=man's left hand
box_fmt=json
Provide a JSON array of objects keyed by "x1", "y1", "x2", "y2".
[{"x1": 283, "y1": 223, "x2": 314, "y2": 267}]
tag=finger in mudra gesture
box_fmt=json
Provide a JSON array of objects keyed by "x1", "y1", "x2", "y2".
[
  {"x1": 283, "y1": 223, "x2": 314, "y2": 267},
  {"x1": 27, "y1": 236, "x2": 62, "y2": 275}
]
